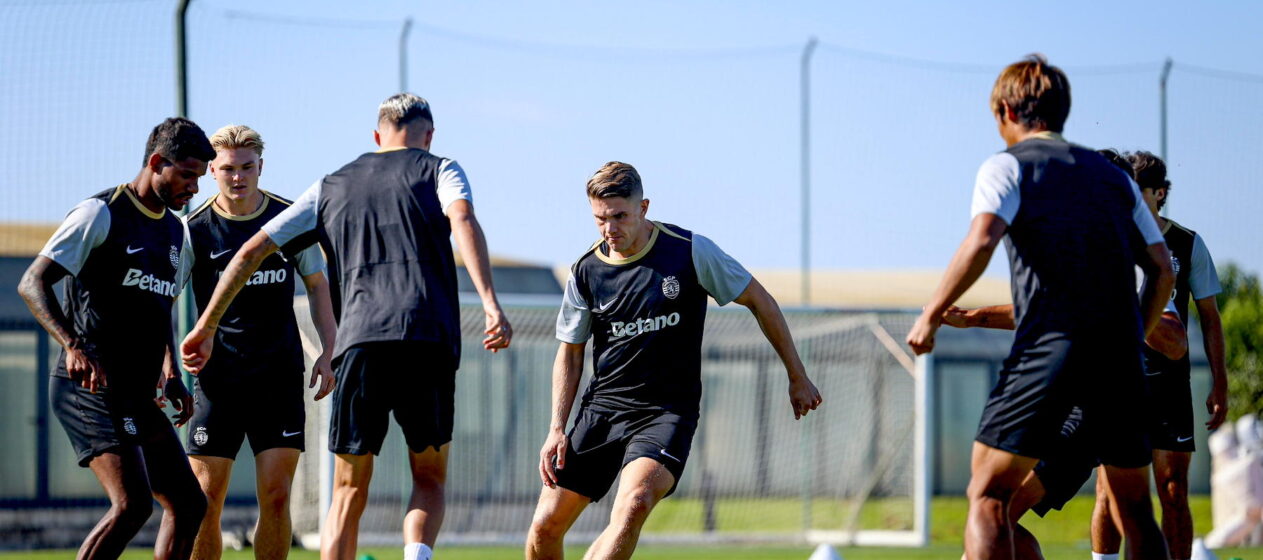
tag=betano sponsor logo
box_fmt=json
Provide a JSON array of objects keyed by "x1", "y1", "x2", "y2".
[
  {"x1": 246, "y1": 268, "x2": 288, "y2": 286},
  {"x1": 122, "y1": 268, "x2": 178, "y2": 297},
  {"x1": 609, "y1": 312, "x2": 680, "y2": 340}
]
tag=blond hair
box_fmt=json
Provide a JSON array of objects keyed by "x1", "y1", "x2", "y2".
[
  {"x1": 209, "y1": 124, "x2": 265, "y2": 157},
  {"x1": 989, "y1": 54, "x2": 1071, "y2": 132}
]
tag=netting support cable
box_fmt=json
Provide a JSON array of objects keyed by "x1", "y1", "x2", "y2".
[
  {"x1": 800, "y1": 37, "x2": 817, "y2": 308},
  {"x1": 866, "y1": 320, "x2": 916, "y2": 376}
]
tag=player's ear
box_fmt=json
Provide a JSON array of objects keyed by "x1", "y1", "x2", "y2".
[
  {"x1": 640, "y1": 198, "x2": 649, "y2": 216},
  {"x1": 373, "y1": 129, "x2": 382, "y2": 147},
  {"x1": 147, "y1": 152, "x2": 166, "y2": 173},
  {"x1": 257, "y1": 157, "x2": 264, "y2": 176},
  {"x1": 424, "y1": 128, "x2": 435, "y2": 149}
]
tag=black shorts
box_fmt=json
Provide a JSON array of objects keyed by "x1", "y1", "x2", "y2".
[
  {"x1": 975, "y1": 337, "x2": 1152, "y2": 469},
  {"x1": 186, "y1": 368, "x2": 306, "y2": 459},
  {"x1": 1029, "y1": 406, "x2": 1096, "y2": 517},
  {"x1": 50, "y1": 375, "x2": 175, "y2": 467},
  {"x1": 554, "y1": 407, "x2": 696, "y2": 502},
  {"x1": 1145, "y1": 364, "x2": 1195, "y2": 453},
  {"x1": 329, "y1": 341, "x2": 456, "y2": 455}
]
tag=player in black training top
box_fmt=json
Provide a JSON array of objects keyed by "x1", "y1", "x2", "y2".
[
  {"x1": 19, "y1": 118, "x2": 213, "y2": 560},
  {"x1": 524, "y1": 162, "x2": 822, "y2": 560},
  {"x1": 1089, "y1": 151, "x2": 1226, "y2": 560},
  {"x1": 183, "y1": 125, "x2": 337, "y2": 560},
  {"x1": 181, "y1": 94, "x2": 511, "y2": 560},
  {"x1": 906, "y1": 56, "x2": 1174, "y2": 559}
]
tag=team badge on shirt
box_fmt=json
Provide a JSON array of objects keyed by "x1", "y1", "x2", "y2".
[
  {"x1": 169, "y1": 245, "x2": 180, "y2": 269},
  {"x1": 122, "y1": 417, "x2": 137, "y2": 435},
  {"x1": 662, "y1": 276, "x2": 680, "y2": 299},
  {"x1": 1170, "y1": 255, "x2": 1181, "y2": 274},
  {"x1": 193, "y1": 426, "x2": 209, "y2": 446}
]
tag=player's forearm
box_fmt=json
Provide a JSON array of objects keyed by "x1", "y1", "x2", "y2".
[
  {"x1": 744, "y1": 283, "x2": 808, "y2": 382},
  {"x1": 968, "y1": 305, "x2": 1016, "y2": 330},
  {"x1": 450, "y1": 211, "x2": 500, "y2": 310},
  {"x1": 196, "y1": 232, "x2": 277, "y2": 331},
  {"x1": 1146, "y1": 314, "x2": 1188, "y2": 361},
  {"x1": 924, "y1": 216, "x2": 1005, "y2": 320},
  {"x1": 549, "y1": 344, "x2": 584, "y2": 433},
  {"x1": 1198, "y1": 300, "x2": 1228, "y2": 388},
  {"x1": 302, "y1": 272, "x2": 338, "y2": 355},
  {"x1": 18, "y1": 261, "x2": 77, "y2": 349},
  {"x1": 1138, "y1": 244, "x2": 1176, "y2": 337}
]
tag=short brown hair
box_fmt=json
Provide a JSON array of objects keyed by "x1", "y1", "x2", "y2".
[
  {"x1": 1127, "y1": 151, "x2": 1171, "y2": 209},
  {"x1": 586, "y1": 161, "x2": 642, "y2": 200},
  {"x1": 209, "y1": 124, "x2": 265, "y2": 157},
  {"x1": 990, "y1": 54, "x2": 1072, "y2": 132},
  {"x1": 378, "y1": 93, "x2": 433, "y2": 130}
]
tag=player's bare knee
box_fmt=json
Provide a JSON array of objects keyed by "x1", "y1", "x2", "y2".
[
  {"x1": 112, "y1": 495, "x2": 155, "y2": 530},
  {"x1": 177, "y1": 490, "x2": 209, "y2": 527},
  {"x1": 612, "y1": 489, "x2": 657, "y2": 526},
  {"x1": 257, "y1": 484, "x2": 291, "y2": 516},
  {"x1": 529, "y1": 513, "x2": 568, "y2": 543},
  {"x1": 410, "y1": 460, "x2": 447, "y2": 487}
]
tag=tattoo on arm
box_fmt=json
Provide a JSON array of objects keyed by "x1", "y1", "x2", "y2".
[
  {"x1": 18, "y1": 258, "x2": 76, "y2": 348},
  {"x1": 200, "y1": 234, "x2": 278, "y2": 329}
]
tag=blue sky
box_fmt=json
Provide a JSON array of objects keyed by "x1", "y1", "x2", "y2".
[{"x1": 3, "y1": 0, "x2": 1261, "y2": 279}]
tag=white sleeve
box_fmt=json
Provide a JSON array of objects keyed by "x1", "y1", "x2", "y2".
[
  {"x1": 437, "y1": 159, "x2": 474, "y2": 215},
  {"x1": 1129, "y1": 178, "x2": 1165, "y2": 245},
  {"x1": 1189, "y1": 233, "x2": 1222, "y2": 300},
  {"x1": 292, "y1": 243, "x2": 326, "y2": 277},
  {"x1": 39, "y1": 198, "x2": 110, "y2": 277},
  {"x1": 970, "y1": 152, "x2": 1021, "y2": 224},
  {"x1": 555, "y1": 274, "x2": 592, "y2": 343},
  {"x1": 692, "y1": 234, "x2": 753, "y2": 306},
  {"x1": 1164, "y1": 295, "x2": 1179, "y2": 316},
  {"x1": 262, "y1": 179, "x2": 321, "y2": 247}
]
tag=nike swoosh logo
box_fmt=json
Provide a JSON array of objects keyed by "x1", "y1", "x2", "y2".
[
  {"x1": 210, "y1": 249, "x2": 232, "y2": 259},
  {"x1": 282, "y1": 430, "x2": 302, "y2": 438},
  {"x1": 125, "y1": 245, "x2": 143, "y2": 254},
  {"x1": 659, "y1": 448, "x2": 681, "y2": 462},
  {"x1": 1176, "y1": 436, "x2": 1193, "y2": 443},
  {"x1": 1145, "y1": 371, "x2": 1161, "y2": 376},
  {"x1": 593, "y1": 299, "x2": 616, "y2": 313}
]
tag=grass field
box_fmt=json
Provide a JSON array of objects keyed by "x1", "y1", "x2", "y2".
[{"x1": 3, "y1": 496, "x2": 1260, "y2": 559}]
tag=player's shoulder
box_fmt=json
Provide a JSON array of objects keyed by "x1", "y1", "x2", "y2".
[
  {"x1": 186, "y1": 195, "x2": 217, "y2": 225},
  {"x1": 654, "y1": 221, "x2": 694, "y2": 243},
  {"x1": 260, "y1": 190, "x2": 295, "y2": 207},
  {"x1": 1165, "y1": 219, "x2": 1197, "y2": 239},
  {"x1": 571, "y1": 239, "x2": 605, "y2": 273}
]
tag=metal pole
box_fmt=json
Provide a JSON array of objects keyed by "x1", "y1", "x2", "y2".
[
  {"x1": 800, "y1": 37, "x2": 817, "y2": 307},
  {"x1": 175, "y1": 0, "x2": 191, "y2": 118},
  {"x1": 176, "y1": 0, "x2": 194, "y2": 403},
  {"x1": 1159, "y1": 57, "x2": 1173, "y2": 217},
  {"x1": 400, "y1": 18, "x2": 413, "y2": 92}
]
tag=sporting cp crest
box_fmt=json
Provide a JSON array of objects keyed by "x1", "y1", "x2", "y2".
[
  {"x1": 193, "y1": 427, "x2": 209, "y2": 446},
  {"x1": 169, "y1": 245, "x2": 180, "y2": 270},
  {"x1": 662, "y1": 276, "x2": 680, "y2": 299},
  {"x1": 1170, "y1": 255, "x2": 1181, "y2": 275},
  {"x1": 122, "y1": 417, "x2": 137, "y2": 435}
]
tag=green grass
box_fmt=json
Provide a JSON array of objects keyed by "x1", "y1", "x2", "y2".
[{"x1": 4, "y1": 496, "x2": 1261, "y2": 559}]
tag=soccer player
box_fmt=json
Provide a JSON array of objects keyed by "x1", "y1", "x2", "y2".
[
  {"x1": 181, "y1": 94, "x2": 511, "y2": 560},
  {"x1": 183, "y1": 125, "x2": 337, "y2": 560},
  {"x1": 18, "y1": 117, "x2": 213, "y2": 560},
  {"x1": 525, "y1": 162, "x2": 823, "y2": 560},
  {"x1": 1090, "y1": 151, "x2": 1226, "y2": 560},
  {"x1": 905, "y1": 55, "x2": 1174, "y2": 560}
]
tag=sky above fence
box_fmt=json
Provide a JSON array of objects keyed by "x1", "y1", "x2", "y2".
[{"x1": 3, "y1": 0, "x2": 1261, "y2": 280}]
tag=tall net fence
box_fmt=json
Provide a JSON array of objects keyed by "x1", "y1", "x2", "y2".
[{"x1": 290, "y1": 303, "x2": 921, "y2": 546}]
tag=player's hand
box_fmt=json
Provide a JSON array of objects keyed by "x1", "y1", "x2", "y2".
[
  {"x1": 66, "y1": 340, "x2": 107, "y2": 393},
  {"x1": 1206, "y1": 381, "x2": 1228, "y2": 430},
  {"x1": 539, "y1": 429, "x2": 568, "y2": 488},
  {"x1": 181, "y1": 326, "x2": 215, "y2": 375},
  {"x1": 483, "y1": 306, "x2": 512, "y2": 353},
  {"x1": 310, "y1": 352, "x2": 335, "y2": 401},
  {"x1": 906, "y1": 313, "x2": 940, "y2": 355},
  {"x1": 788, "y1": 376, "x2": 822, "y2": 419},
  {"x1": 162, "y1": 376, "x2": 194, "y2": 427},
  {"x1": 940, "y1": 306, "x2": 970, "y2": 329}
]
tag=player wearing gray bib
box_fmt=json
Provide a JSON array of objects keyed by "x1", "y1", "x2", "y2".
[
  {"x1": 525, "y1": 162, "x2": 822, "y2": 560},
  {"x1": 181, "y1": 94, "x2": 511, "y2": 560},
  {"x1": 906, "y1": 56, "x2": 1174, "y2": 559}
]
